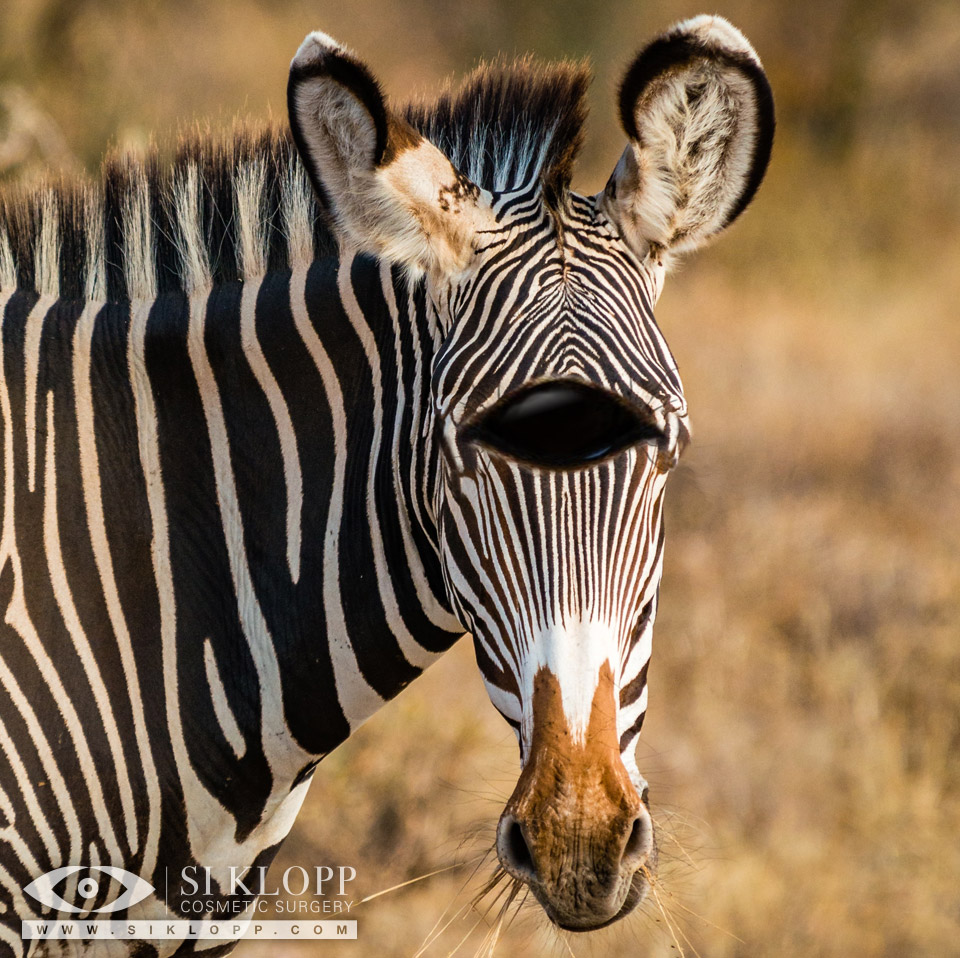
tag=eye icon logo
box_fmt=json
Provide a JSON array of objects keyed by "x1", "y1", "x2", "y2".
[{"x1": 24, "y1": 866, "x2": 154, "y2": 914}]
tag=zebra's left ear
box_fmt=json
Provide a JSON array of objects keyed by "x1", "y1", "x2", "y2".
[
  {"x1": 600, "y1": 15, "x2": 774, "y2": 265},
  {"x1": 288, "y1": 32, "x2": 497, "y2": 276}
]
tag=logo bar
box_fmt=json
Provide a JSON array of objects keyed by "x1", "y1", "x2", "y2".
[{"x1": 22, "y1": 919, "x2": 357, "y2": 941}]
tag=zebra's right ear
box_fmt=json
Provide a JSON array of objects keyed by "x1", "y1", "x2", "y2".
[{"x1": 288, "y1": 33, "x2": 497, "y2": 276}]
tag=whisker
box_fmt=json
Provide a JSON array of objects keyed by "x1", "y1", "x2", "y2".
[
  {"x1": 474, "y1": 880, "x2": 520, "y2": 958},
  {"x1": 643, "y1": 865, "x2": 686, "y2": 957},
  {"x1": 413, "y1": 897, "x2": 474, "y2": 958},
  {"x1": 471, "y1": 865, "x2": 509, "y2": 910},
  {"x1": 414, "y1": 854, "x2": 496, "y2": 957},
  {"x1": 653, "y1": 884, "x2": 744, "y2": 944},
  {"x1": 415, "y1": 845, "x2": 506, "y2": 956},
  {"x1": 358, "y1": 854, "x2": 486, "y2": 905},
  {"x1": 443, "y1": 912, "x2": 485, "y2": 958},
  {"x1": 504, "y1": 885, "x2": 529, "y2": 931},
  {"x1": 474, "y1": 873, "x2": 515, "y2": 921},
  {"x1": 553, "y1": 928, "x2": 578, "y2": 958}
]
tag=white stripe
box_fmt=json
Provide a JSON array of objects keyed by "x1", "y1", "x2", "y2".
[
  {"x1": 203, "y1": 638, "x2": 246, "y2": 761},
  {"x1": 289, "y1": 263, "x2": 384, "y2": 728}
]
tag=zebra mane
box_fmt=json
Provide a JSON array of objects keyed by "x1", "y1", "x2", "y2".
[
  {"x1": 0, "y1": 59, "x2": 591, "y2": 303},
  {"x1": 0, "y1": 125, "x2": 326, "y2": 304},
  {"x1": 405, "y1": 57, "x2": 590, "y2": 198}
]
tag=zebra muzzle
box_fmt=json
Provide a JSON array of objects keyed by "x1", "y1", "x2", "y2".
[{"x1": 495, "y1": 664, "x2": 655, "y2": 930}]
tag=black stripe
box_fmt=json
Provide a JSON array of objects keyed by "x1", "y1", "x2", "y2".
[
  {"x1": 618, "y1": 709, "x2": 647, "y2": 754},
  {"x1": 619, "y1": 659, "x2": 650, "y2": 709}
]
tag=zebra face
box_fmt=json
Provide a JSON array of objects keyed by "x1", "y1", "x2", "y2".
[
  {"x1": 289, "y1": 13, "x2": 773, "y2": 932},
  {"x1": 428, "y1": 227, "x2": 687, "y2": 928}
]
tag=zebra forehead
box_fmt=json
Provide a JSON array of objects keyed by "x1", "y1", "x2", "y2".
[{"x1": 434, "y1": 248, "x2": 685, "y2": 421}]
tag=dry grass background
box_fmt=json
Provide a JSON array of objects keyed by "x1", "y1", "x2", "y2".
[{"x1": 2, "y1": 0, "x2": 959, "y2": 955}]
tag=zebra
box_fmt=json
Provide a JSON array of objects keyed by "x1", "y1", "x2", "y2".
[{"x1": 0, "y1": 13, "x2": 773, "y2": 955}]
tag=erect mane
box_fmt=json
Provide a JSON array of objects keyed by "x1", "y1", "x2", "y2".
[
  {"x1": 405, "y1": 57, "x2": 591, "y2": 198},
  {"x1": 0, "y1": 125, "x2": 329, "y2": 304},
  {"x1": 0, "y1": 59, "x2": 592, "y2": 303}
]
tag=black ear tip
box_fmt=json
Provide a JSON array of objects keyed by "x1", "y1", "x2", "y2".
[{"x1": 617, "y1": 34, "x2": 705, "y2": 141}]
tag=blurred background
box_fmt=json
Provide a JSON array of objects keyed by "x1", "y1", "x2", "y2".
[{"x1": 3, "y1": 0, "x2": 959, "y2": 955}]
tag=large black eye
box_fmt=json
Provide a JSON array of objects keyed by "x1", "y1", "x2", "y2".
[{"x1": 462, "y1": 381, "x2": 663, "y2": 468}]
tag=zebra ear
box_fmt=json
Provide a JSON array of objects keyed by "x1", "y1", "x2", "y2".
[
  {"x1": 600, "y1": 15, "x2": 774, "y2": 265},
  {"x1": 288, "y1": 32, "x2": 496, "y2": 276}
]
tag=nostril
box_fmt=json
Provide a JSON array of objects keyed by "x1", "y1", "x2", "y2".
[
  {"x1": 498, "y1": 815, "x2": 536, "y2": 880},
  {"x1": 507, "y1": 821, "x2": 533, "y2": 871},
  {"x1": 622, "y1": 812, "x2": 650, "y2": 868}
]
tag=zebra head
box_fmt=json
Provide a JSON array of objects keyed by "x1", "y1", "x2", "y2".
[{"x1": 288, "y1": 16, "x2": 773, "y2": 931}]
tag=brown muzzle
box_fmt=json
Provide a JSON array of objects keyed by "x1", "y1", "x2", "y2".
[{"x1": 496, "y1": 663, "x2": 654, "y2": 930}]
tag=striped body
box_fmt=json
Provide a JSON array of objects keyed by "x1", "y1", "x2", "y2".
[{"x1": 0, "y1": 247, "x2": 468, "y2": 952}]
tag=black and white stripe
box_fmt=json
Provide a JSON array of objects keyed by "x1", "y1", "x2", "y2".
[{"x1": 0, "y1": 155, "x2": 470, "y2": 951}]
